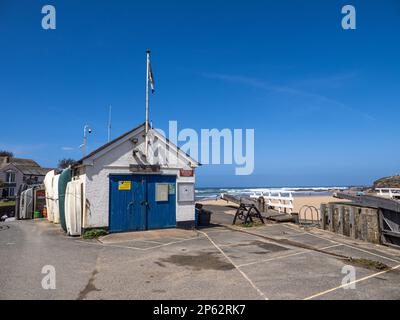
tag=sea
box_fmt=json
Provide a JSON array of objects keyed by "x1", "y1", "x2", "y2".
[{"x1": 195, "y1": 186, "x2": 350, "y2": 201}]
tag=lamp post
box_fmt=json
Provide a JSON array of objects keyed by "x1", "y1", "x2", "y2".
[{"x1": 80, "y1": 125, "x2": 92, "y2": 157}]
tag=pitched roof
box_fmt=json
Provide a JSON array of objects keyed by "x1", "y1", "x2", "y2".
[
  {"x1": 77, "y1": 122, "x2": 200, "y2": 166},
  {"x1": 16, "y1": 166, "x2": 53, "y2": 176},
  {"x1": 0, "y1": 157, "x2": 54, "y2": 176},
  {"x1": 0, "y1": 157, "x2": 40, "y2": 167},
  {"x1": 11, "y1": 158, "x2": 40, "y2": 166}
]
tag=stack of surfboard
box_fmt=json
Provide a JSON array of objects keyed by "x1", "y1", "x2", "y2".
[{"x1": 44, "y1": 168, "x2": 81, "y2": 236}]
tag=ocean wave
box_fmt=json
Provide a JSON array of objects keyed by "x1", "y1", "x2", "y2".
[{"x1": 194, "y1": 186, "x2": 349, "y2": 200}]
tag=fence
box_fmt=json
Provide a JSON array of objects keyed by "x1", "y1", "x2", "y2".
[
  {"x1": 376, "y1": 188, "x2": 400, "y2": 200},
  {"x1": 320, "y1": 203, "x2": 380, "y2": 244},
  {"x1": 250, "y1": 190, "x2": 294, "y2": 214}
]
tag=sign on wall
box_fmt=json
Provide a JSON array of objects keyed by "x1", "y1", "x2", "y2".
[
  {"x1": 129, "y1": 164, "x2": 161, "y2": 173},
  {"x1": 168, "y1": 183, "x2": 176, "y2": 195},
  {"x1": 118, "y1": 181, "x2": 132, "y2": 191},
  {"x1": 156, "y1": 183, "x2": 169, "y2": 202},
  {"x1": 177, "y1": 183, "x2": 195, "y2": 203},
  {"x1": 180, "y1": 169, "x2": 194, "y2": 177}
]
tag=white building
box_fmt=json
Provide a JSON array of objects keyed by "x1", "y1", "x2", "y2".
[{"x1": 71, "y1": 123, "x2": 199, "y2": 233}]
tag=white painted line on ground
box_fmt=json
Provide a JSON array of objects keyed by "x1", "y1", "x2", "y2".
[
  {"x1": 200, "y1": 228, "x2": 232, "y2": 234},
  {"x1": 76, "y1": 236, "x2": 203, "y2": 251},
  {"x1": 283, "y1": 224, "x2": 400, "y2": 264},
  {"x1": 141, "y1": 236, "x2": 204, "y2": 251},
  {"x1": 75, "y1": 240, "x2": 147, "y2": 251},
  {"x1": 140, "y1": 239, "x2": 170, "y2": 244},
  {"x1": 283, "y1": 224, "x2": 337, "y2": 243},
  {"x1": 237, "y1": 244, "x2": 343, "y2": 268},
  {"x1": 199, "y1": 230, "x2": 268, "y2": 300},
  {"x1": 166, "y1": 236, "x2": 200, "y2": 241},
  {"x1": 100, "y1": 238, "x2": 164, "y2": 245},
  {"x1": 304, "y1": 264, "x2": 400, "y2": 300},
  {"x1": 280, "y1": 232, "x2": 313, "y2": 238},
  {"x1": 103, "y1": 243, "x2": 148, "y2": 250}
]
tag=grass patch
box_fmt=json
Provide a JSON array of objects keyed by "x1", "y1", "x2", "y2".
[
  {"x1": 83, "y1": 229, "x2": 108, "y2": 239},
  {"x1": 348, "y1": 258, "x2": 389, "y2": 271},
  {"x1": 0, "y1": 201, "x2": 15, "y2": 207}
]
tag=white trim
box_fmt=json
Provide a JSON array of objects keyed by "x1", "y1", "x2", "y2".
[
  {"x1": 151, "y1": 129, "x2": 200, "y2": 167},
  {"x1": 81, "y1": 125, "x2": 199, "y2": 168}
]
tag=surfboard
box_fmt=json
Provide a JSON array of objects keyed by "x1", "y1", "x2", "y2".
[
  {"x1": 43, "y1": 170, "x2": 55, "y2": 222},
  {"x1": 58, "y1": 168, "x2": 72, "y2": 232},
  {"x1": 65, "y1": 180, "x2": 82, "y2": 236},
  {"x1": 53, "y1": 174, "x2": 60, "y2": 224}
]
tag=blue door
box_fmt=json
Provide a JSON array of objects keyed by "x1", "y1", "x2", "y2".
[
  {"x1": 146, "y1": 175, "x2": 176, "y2": 229},
  {"x1": 109, "y1": 175, "x2": 176, "y2": 233},
  {"x1": 109, "y1": 175, "x2": 146, "y2": 232}
]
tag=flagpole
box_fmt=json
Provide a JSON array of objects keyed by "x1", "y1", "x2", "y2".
[
  {"x1": 145, "y1": 49, "x2": 150, "y2": 157},
  {"x1": 108, "y1": 105, "x2": 112, "y2": 142}
]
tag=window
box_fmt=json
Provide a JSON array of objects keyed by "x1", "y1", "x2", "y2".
[
  {"x1": 8, "y1": 188, "x2": 15, "y2": 197},
  {"x1": 6, "y1": 171, "x2": 15, "y2": 183}
]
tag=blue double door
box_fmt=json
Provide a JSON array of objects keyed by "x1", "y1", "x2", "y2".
[{"x1": 109, "y1": 175, "x2": 176, "y2": 233}]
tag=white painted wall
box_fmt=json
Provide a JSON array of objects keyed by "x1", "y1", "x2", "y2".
[{"x1": 78, "y1": 127, "x2": 197, "y2": 229}]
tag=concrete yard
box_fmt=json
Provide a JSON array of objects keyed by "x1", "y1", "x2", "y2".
[{"x1": 1, "y1": 214, "x2": 400, "y2": 300}]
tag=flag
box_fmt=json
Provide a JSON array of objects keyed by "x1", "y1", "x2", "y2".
[{"x1": 148, "y1": 62, "x2": 155, "y2": 94}]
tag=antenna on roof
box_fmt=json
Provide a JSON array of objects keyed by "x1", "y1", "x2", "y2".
[{"x1": 108, "y1": 105, "x2": 112, "y2": 142}]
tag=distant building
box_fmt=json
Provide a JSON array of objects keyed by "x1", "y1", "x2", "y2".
[{"x1": 0, "y1": 157, "x2": 53, "y2": 199}]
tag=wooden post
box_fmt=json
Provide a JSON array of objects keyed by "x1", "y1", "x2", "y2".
[
  {"x1": 320, "y1": 203, "x2": 327, "y2": 229},
  {"x1": 338, "y1": 206, "x2": 345, "y2": 235},
  {"x1": 328, "y1": 204, "x2": 334, "y2": 232},
  {"x1": 350, "y1": 206, "x2": 356, "y2": 239}
]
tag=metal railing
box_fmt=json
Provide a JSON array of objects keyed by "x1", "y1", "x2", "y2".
[
  {"x1": 298, "y1": 205, "x2": 320, "y2": 226},
  {"x1": 376, "y1": 188, "x2": 400, "y2": 200}
]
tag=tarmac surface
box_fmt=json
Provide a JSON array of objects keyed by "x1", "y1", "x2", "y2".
[{"x1": 1, "y1": 211, "x2": 400, "y2": 300}]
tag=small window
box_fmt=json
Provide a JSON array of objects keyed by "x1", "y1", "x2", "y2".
[
  {"x1": 155, "y1": 184, "x2": 169, "y2": 202},
  {"x1": 7, "y1": 188, "x2": 15, "y2": 197},
  {"x1": 6, "y1": 171, "x2": 15, "y2": 183}
]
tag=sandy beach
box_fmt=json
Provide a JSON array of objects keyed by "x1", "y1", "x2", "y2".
[{"x1": 198, "y1": 195, "x2": 345, "y2": 216}]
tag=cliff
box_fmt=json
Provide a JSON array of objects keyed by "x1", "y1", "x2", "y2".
[{"x1": 373, "y1": 175, "x2": 400, "y2": 189}]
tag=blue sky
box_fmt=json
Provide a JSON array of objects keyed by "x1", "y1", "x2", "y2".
[{"x1": 1, "y1": 0, "x2": 400, "y2": 187}]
